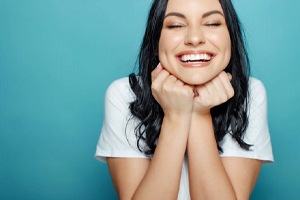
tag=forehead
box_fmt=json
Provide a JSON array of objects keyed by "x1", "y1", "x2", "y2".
[{"x1": 165, "y1": 0, "x2": 223, "y2": 14}]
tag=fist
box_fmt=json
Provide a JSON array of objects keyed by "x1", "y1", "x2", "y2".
[{"x1": 193, "y1": 71, "x2": 234, "y2": 115}]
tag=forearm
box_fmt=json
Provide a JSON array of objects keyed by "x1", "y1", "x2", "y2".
[
  {"x1": 132, "y1": 115, "x2": 191, "y2": 200},
  {"x1": 187, "y1": 114, "x2": 236, "y2": 200}
]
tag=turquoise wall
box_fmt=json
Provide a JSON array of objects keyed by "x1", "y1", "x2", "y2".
[{"x1": 0, "y1": 0, "x2": 299, "y2": 199}]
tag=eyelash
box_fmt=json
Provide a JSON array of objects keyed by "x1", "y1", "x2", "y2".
[
  {"x1": 166, "y1": 22, "x2": 222, "y2": 29},
  {"x1": 166, "y1": 24, "x2": 184, "y2": 29},
  {"x1": 205, "y1": 22, "x2": 222, "y2": 27}
]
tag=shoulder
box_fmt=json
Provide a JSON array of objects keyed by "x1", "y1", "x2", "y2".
[
  {"x1": 105, "y1": 77, "x2": 135, "y2": 108},
  {"x1": 96, "y1": 77, "x2": 148, "y2": 161},
  {"x1": 106, "y1": 77, "x2": 132, "y2": 97},
  {"x1": 248, "y1": 77, "x2": 268, "y2": 109},
  {"x1": 220, "y1": 77, "x2": 274, "y2": 162},
  {"x1": 248, "y1": 77, "x2": 266, "y2": 97},
  {"x1": 249, "y1": 77, "x2": 266, "y2": 101},
  {"x1": 246, "y1": 77, "x2": 273, "y2": 162}
]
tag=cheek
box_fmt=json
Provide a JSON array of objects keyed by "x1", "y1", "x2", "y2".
[
  {"x1": 224, "y1": 36, "x2": 232, "y2": 63},
  {"x1": 159, "y1": 31, "x2": 183, "y2": 53},
  {"x1": 158, "y1": 34, "x2": 167, "y2": 58},
  {"x1": 211, "y1": 34, "x2": 230, "y2": 48},
  {"x1": 223, "y1": 36, "x2": 232, "y2": 58},
  {"x1": 158, "y1": 39, "x2": 166, "y2": 64},
  {"x1": 158, "y1": 34, "x2": 173, "y2": 66},
  {"x1": 211, "y1": 32, "x2": 231, "y2": 59}
]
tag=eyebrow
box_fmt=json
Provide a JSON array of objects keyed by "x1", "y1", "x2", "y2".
[
  {"x1": 164, "y1": 12, "x2": 185, "y2": 19},
  {"x1": 164, "y1": 10, "x2": 224, "y2": 19},
  {"x1": 202, "y1": 10, "x2": 224, "y2": 18}
]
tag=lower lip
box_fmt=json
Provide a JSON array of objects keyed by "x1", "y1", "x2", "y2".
[{"x1": 177, "y1": 57, "x2": 213, "y2": 68}]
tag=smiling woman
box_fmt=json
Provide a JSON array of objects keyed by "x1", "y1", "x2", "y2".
[
  {"x1": 95, "y1": 0, "x2": 274, "y2": 199},
  {"x1": 159, "y1": 0, "x2": 231, "y2": 85}
]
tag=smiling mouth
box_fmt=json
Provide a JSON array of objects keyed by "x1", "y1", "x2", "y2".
[{"x1": 179, "y1": 53, "x2": 213, "y2": 63}]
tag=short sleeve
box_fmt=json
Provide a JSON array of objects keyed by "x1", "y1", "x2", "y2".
[
  {"x1": 95, "y1": 77, "x2": 148, "y2": 162},
  {"x1": 220, "y1": 78, "x2": 274, "y2": 163}
]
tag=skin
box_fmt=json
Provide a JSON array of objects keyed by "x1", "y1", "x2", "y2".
[
  {"x1": 158, "y1": 0, "x2": 231, "y2": 85},
  {"x1": 107, "y1": 0, "x2": 262, "y2": 199}
]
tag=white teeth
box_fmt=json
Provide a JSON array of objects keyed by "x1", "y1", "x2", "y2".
[{"x1": 180, "y1": 54, "x2": 212, "y2": 62}]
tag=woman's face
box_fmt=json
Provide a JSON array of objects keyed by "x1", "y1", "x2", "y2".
[{"x1": 158, "y1": 0, "x2": 231, "y2": 85}]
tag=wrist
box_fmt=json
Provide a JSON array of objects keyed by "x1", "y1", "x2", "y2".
[
  {"x1": 189, "y1": 112, "x2": 214, "y2": 139},
  {"x1": 161, "y1": 113, "x2": 192, "y2": 138},
  {"x1": 190, "y1": 112, "x2": 213, "y2": 131},
  {"x1": 192, "y1": 111, "x2": 212, "y2": 120},
  {"x1": 164, "y1": 112, "x2": 192, "y2": 124}
]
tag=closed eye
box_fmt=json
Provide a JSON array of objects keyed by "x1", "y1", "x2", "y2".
[
  {"x1": 166, "y1": 24, "x2": 185, "y2": 29},
  {"x1": 205, "y1": 22, "x2": 222, "y2": 27}
]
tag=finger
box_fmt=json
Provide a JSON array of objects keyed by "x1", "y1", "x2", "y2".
[
  {"x1": 151, "y1": 68, "x2": 170, "y2": 91},
  {"x1": 163, "y1": 74, "x2": 177, "y2": 88},
  {"x1": 204, "y1": 80, "x2": 216, "y2": 96},
  {"x1": 151, "y1": 63, "x2": 163, "y2": 82},
  {"x1": 194, "y1": 84, "x2": 212, "y2": 107},
  {"x1": 174, "y1": 78, "x2": 194, "y2": 97},
  {"x1": 227, "y1": 73, "x2": 232, "y2": 81},
  {"x1": 193, "y1": 87, "x2": 199, "y2": 97},
  {"x1": 219, "y1": 72, "x2": 235, "y2": 98},
  {"x1": 211, "y1": 74, "x2": 228, "y2": 102}
]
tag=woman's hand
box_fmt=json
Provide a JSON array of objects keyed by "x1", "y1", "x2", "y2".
[
  {"x1": 151, "y1": 63, "x2": 194, "y2": 118},
  {"x1": 193, "y1": 71, "x2": 234, "y2": 115}
]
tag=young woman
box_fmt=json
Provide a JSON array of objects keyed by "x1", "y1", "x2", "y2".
[{"x1": 95, "y1": 0, "x2": 274, "y2": 199}]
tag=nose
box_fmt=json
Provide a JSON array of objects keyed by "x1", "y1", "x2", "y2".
[{"x1": 184, "y1": 26, "x2": 206, "y2": 46}]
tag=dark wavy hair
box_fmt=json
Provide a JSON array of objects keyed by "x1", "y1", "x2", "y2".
[{"x1": 128, "y1": 0, "x2": 251, "y2": 154}]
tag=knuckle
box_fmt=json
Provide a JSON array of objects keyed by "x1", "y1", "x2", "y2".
[
  {"x1": 161, "y1": 83, "x2": 170, "y2": 92},
  {"x1": 219, "y1": 95, "x2": 227, "y2": 103},
  {"x1": 219, "y1": 71, "x2": 226, "y2": 78},
  {"x1": 151, "y1": 70, "x2": 155, "y2": 77},
  {"x1": 151, "y1": 82, "x2": 159, "y2": 91},
  {"x1": 229, "y1": 88, "x2": 235, "y2": 97}
]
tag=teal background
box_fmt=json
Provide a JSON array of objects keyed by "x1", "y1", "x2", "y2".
[{"x1": 0, "y1": 0, "x2": 299, "y2": 199}]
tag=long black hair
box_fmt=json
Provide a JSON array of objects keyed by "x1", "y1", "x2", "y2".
[{"x1": 129, "y1": 0, "x2": 251, "y2": 154}]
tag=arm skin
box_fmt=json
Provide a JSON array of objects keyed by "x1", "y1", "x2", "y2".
[
  {"x1": 187, "y1": 114, "x2": 262, "y2": 200},
  {"x1": 187, "y1": 72, "x2": 262, "y2": 200},
  {"x1": 107, "y1": 65, "x2": 194, "y2": 200},
  {"x1": 107, "y1": 67, "x2": 262, "y2": 200},
  {"x1": 108, "y1": 115, "x2": 190, "y2": 200}
]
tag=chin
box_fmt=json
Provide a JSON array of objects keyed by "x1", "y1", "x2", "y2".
[
  {"x1": 180, "y1": 79, "x2": 205, "y2": 85},
  {"x1": 179, "y1": 75, "x2": 209, "y2": 85}
]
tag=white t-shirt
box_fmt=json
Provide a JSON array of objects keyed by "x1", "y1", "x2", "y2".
[{"x1": 95, "y1": 77, "x2": 274, "y2": 200}]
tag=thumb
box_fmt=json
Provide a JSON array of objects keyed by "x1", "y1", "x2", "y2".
[
  {"x1": 151, "y1": 63, "x2": 163, "y2": 82},
  {"x1": 226, "y1": 73, "x2": 232, "y2": 81}
]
